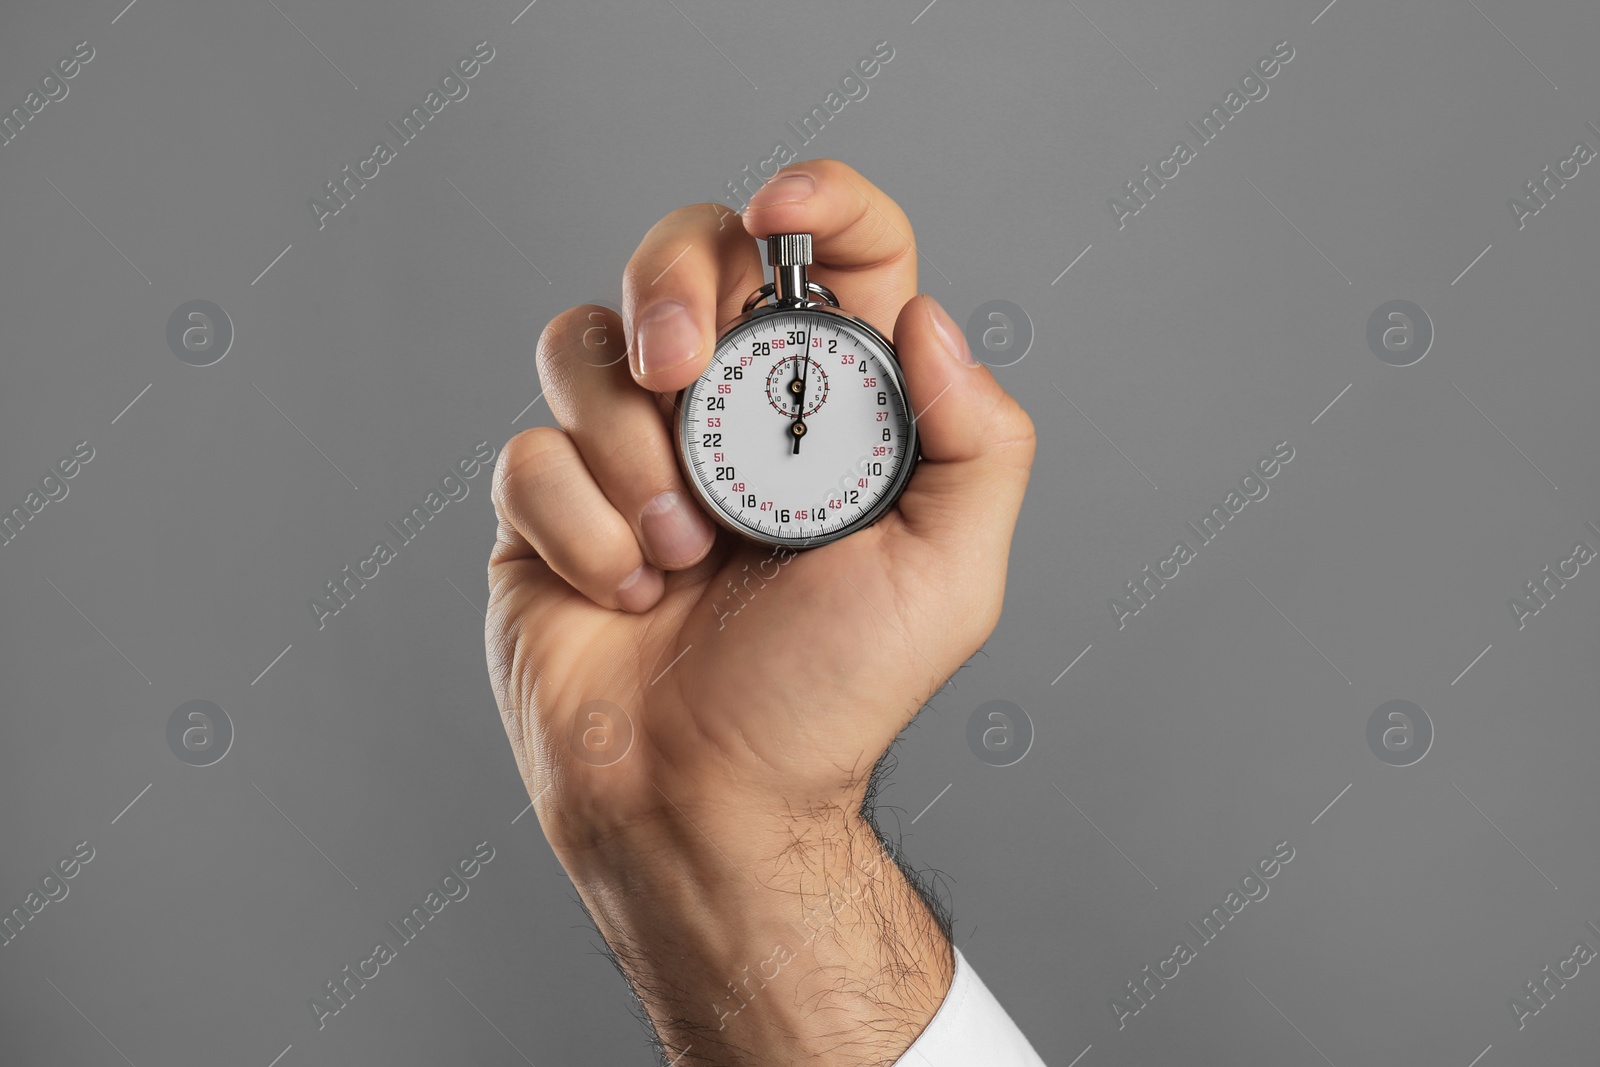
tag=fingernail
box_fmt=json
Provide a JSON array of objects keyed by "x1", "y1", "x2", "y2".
[
  {"x1": 616, "y1": 564, "x2": 663, "y2": 613},
  {"x1": 636, "y1": 301, "x2": 699, "y2": 376},
  {"x1": 746, "y1": 172, "x2": 815, "y2": 212},
  {"x1": 640, "y1": 491, "x2": 715, "y2": 568},
  {"x1": 926, "y1": 295, "x2": 978, "y2": 366}
]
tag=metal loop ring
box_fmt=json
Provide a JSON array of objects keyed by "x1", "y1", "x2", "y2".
[
  {"x1": 806, "y1": 281, "x2": 840, "y2": 307},
  {"x1": 741, "y1": 283, "x2": 776, "y2": 314}
]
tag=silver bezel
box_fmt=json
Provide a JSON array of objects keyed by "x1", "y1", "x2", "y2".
[{"x1": 674, "y1": 304, "x2": 919, "y2": 550}]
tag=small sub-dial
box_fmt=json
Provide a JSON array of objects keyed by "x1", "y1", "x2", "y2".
[{"x1": 765, "y1": 356, "x2": 829, "y2": 418}]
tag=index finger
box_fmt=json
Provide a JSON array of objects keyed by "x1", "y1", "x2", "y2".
[
  {"x1": 622, "y1": 161, "x2": 919, "y2": 394},
  {"x1": 621, "y1": 203, "x2": 765, "y2": 394}
]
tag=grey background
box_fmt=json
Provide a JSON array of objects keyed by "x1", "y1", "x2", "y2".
[{"x1": 2, "y1": 0, "x2": 1596, "y2": 1064}]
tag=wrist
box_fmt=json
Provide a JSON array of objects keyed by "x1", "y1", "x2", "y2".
[{"x1": 559, "y1": 801, "x2": 954, "y2": 1066}]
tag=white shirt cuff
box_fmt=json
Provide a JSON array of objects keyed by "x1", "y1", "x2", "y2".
[{"x1": 892, "y1": 945, "x2": 1046, "y2": 1066}]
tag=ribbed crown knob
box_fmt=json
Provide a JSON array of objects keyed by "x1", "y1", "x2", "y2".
[{"x1": 766, "y1": 233, "x2": 812, "y2": 267}]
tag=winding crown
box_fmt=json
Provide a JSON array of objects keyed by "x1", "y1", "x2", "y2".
[{"x1": 766, "y1": 233, "x2": 812, "y2": 267}]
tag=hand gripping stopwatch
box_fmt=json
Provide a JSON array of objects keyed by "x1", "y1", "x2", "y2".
[{"x1": 674, "y1": 234, "x2": 918, "y2": 549}]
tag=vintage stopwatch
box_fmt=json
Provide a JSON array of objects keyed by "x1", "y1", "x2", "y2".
[{"x1": 674, "y1": 233, "x2": 918, "y2": 549}]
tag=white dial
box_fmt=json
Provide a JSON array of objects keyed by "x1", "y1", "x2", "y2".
[{"x1": 677, "y1": 307, "x2": 917, "y2": 548}]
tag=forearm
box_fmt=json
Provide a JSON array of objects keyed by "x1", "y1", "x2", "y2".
[{"x1": 557, "y1": 803, "x2": 955, "y2": 1067}]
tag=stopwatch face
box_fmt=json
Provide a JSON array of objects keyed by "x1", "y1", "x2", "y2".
[{"x1": 676, "y1": 306, "x2": 917, "y2": 549}]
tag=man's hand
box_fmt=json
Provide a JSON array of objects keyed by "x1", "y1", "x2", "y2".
[{"x1": 486, "y1": 160, "x2": 1035, "y2": 1066}]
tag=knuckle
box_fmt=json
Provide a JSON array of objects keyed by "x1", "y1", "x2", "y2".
[
  {"x1": 680, "y1": 202, "x2": 732, "y2": 226},
  {"x1": 624, "y1": 211, "x2": 699, "y2": 284},
  {"x1": 843, "y1": 191, "x2": 914, "y2": 268},
  {"x1": 538, "y1": 305, "x2": 624, "y2": 381},
  {"x1": 985, "y1": 393, "x2": 1038, "y2": 466},
  {"x1": 562, "y1": 532, "x2": 641, "y2": 597},
  {"x1": 539, "y1": 305, "x2": 613, "y2": 358},
  {"x1": 604, "y1": 447, "x2": 682, "y2": 514},
  {"x1": 583, "y1": 430, "x2": 655, "y2": 485},
  {"x1": 506, "y1": 424, "x2": 569, "y2": 465},
  {"x1": 623, "y1": 204, "x2": 738, "y2": 303},
  {"x1": 1007, "y1": 400, "x2": 1038, "y2": 450},
  {"x1": 494, "y1": 426, "x2": 569, "y2": 507},
  {"x1": 698, "y1": 201, "x2": 744, "y2": 231},
  {"x1": 875, "y1": 217, "x2": 918, "y2": 268}
]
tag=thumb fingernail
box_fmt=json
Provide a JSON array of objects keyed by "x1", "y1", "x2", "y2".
[{"x1": 926, "y1": 296, "x2": 978, "y2": 366}]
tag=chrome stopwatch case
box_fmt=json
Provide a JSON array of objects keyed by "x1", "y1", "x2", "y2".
[{"x1": 674, "y1": 233, "x2": 918, "y2": 549}]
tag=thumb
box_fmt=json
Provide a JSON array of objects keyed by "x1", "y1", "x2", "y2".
[{"x1": 889, "y1": 295, "x2": 1036, "y2": 561}]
